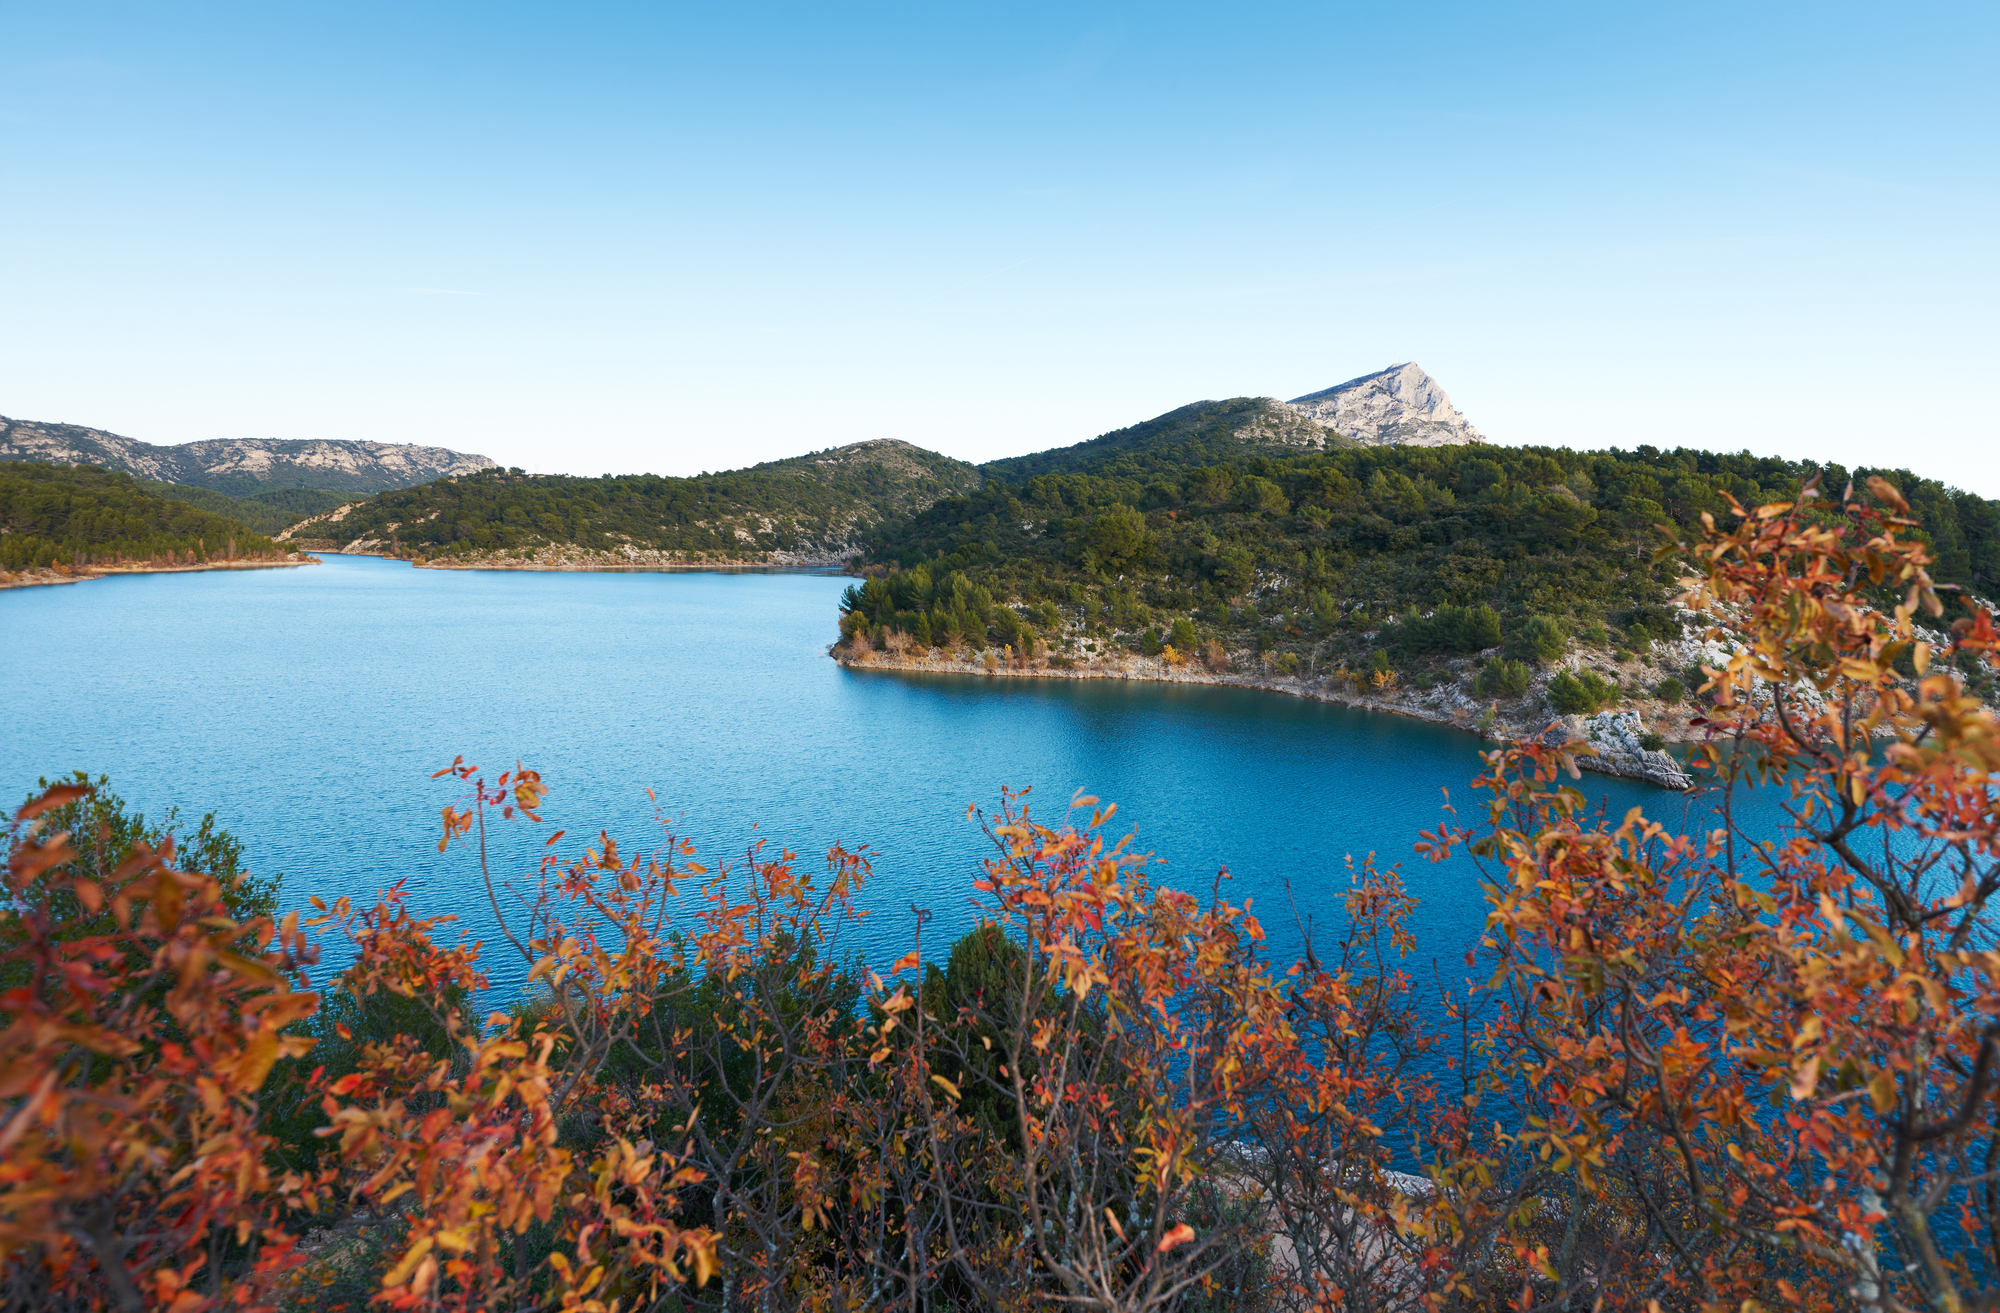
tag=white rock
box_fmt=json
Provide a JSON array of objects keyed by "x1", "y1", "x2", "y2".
[{"x1": 1283, "y1": 363, "x2": 1487, "y2": 447}]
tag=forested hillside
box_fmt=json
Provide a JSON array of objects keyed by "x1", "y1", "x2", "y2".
[
  {"x1": 288, "y1": 439, "x2": 980, "y2": 561},
  {"x1": 0, "y1": 462, "x2": 286, "y2": 572},
  {"x1": 142, "y1": 482, "x2": 350, "y2": 536},
  {"x1": 844, "y1": 441, "x2": 2000, "y2": 691},
  {"x1": 981, "y1": 396, "x2": 1353, "y2": 482}
]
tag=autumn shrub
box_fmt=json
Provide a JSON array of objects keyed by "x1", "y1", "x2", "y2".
[{"x1": 1414, "y1": 474, "x2": 2000, "y2": 1313}]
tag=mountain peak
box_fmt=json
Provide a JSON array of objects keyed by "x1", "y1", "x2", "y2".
[{"x1": 1285, "y1": 363, "x2": 1485, "y2": 447}]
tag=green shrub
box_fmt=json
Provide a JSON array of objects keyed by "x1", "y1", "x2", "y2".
[
  {"x1": 1513, "y1": 615, "x2": 1567, "y2": 665},
  {"x1": 1140, "y1": 627, "x2": 1163, "y2": 656},
  {"x1": 1639, "y1": 731, "x2": 1666, "y2": 752},
  {"x1": 1394, "y1": 603, "x2": 1503, "y2": 654},
  {"x1": 1614, "y1": 649, "x2": 1633, "y2": 662},
  {"x1": 1171, "y1": 617, "x2": 1199, "y2": 651},
  {"x1": 1475, "y1": 658, "x2": 1533, "y2": 699},
  {"x1": 1548, "y1": 669, "x2": 1618, "y2": 715},
  {"x1": 1654, "y1": 676, "x2": 1686, "y2": 704}
]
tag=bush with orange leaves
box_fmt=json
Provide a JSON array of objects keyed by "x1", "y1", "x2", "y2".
[
  {"x1": 0, "y1": 785, "x2": 323, "y2": 1311},
  {"x1": 1416, "y1": 474, "x2": 2000, "y2": 1313},
  {"x1": 5, "y1": 473, "x2": 1999, "y2": 1313}
]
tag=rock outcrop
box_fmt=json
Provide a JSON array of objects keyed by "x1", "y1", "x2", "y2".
[
  {"x1": 1543, "y1": 711, "x2": 1694, "y2": 790},
  {"x1": 0, "y1": 416, "x2": 495, "y2": 496},
  {"x1": 1284, "y1": 363, "x2": 1486, "y2": 447}
]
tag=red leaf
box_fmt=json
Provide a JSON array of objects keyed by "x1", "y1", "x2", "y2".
[{"x1": 16, "y1": 783, "x2": 90, "y2": 821}]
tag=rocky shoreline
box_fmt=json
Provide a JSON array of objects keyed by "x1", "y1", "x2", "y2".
[
  {"x1": 298, "y1": 541, "x2": 850, "y2": 572},
  {"x1": 832, "y1": 646, "x2": 1699, "y2": 791},
  {"x1": 0, "y1": 554, "x2": 320, "y2": 591}
]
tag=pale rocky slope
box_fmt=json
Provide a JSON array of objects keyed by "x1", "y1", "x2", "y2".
[
  {"x1": 0, "y1": 416, "x2": 495, "y2": 495},
  {"x1": 1283, "y1": 362, "x2": 1487, "y2": 447}
]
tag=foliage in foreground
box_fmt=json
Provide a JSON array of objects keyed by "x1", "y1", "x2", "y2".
[{"x1": 4, "y1": 479, "x2": 2000, "y2": 1311}]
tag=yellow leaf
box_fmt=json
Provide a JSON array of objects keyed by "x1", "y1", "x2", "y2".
[
  {"x1": 931, "y1": 1075, "x2": 961, "y2": 1100},
  {"x1": 1789, "y1": 1054, "x2": 1820, "y2": 1102},
  {"x1": 691, "y1": 1237, "x2": 717, "y2": 1287},
  {"x1": 232, "y1": 1029, "x2": 282, "y2": 1092},
  {"x1": 215, "y1": 949, "x2": 281, "y2": 985},
  {"x1": 382, "y1": 1236, "x2": 435, "y2": 1288},
  {"x1": 1869, "y1": 1070, "x2": 1897, "y2": 1114}
]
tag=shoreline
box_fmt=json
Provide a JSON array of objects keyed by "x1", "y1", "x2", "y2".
[
  {"x1": 288, "y1": 541, "x2": 853, "y2": 573},
  {"x1": 0, "y1": 555, "x2": 320, "y2": 592},
  {"x1": 833, "y1": 647, "x2": 1699, "y2": 791},
  {"x1": 409, "y1": 557, "x2": 844, "y2": 574}
]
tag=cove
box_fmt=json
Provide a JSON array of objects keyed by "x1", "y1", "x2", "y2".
[{"x1": 2, "y1": 553, "x2": 1778, "y2": 995}]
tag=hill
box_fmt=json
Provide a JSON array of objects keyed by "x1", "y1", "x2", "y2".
[
  {"x1": 282, "y1": 438, "x2": 981, "y2": 566},
  {"x1": 0, "y1": 462, "x2": 303, "y2": 581},
  {"x1": 979, "y1": 363, "x2": 1480, "y2": 482},
  {"x1": 981, "y1": 397, "x2": 1354, "y2": 482},
  {"x1": 141, "y1": 483, "x2": 354, "y2": 536},
  {"x1": 838, "y1": 439, "x2": 2000, "y2": 730},
  {"x1": 0, "y1": 415, "x2": 495, "y2": 496}
]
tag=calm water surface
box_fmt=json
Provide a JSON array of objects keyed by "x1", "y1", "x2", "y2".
[{"x1": 2, "y1": 555, "x2": 1765, "y2": 993}]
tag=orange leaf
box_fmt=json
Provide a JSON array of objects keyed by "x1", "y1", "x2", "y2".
[
  {"x1": 17, "y1": 783, "x2": 91, "y2": 821},
  {"x1": 1157, "y1": 1222, "x2": 1195, "y2": 1254}
]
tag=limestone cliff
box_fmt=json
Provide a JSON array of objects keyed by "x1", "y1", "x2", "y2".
[{"x1": 1284, "y1": 363, "x2": 1486, "y2": 447}]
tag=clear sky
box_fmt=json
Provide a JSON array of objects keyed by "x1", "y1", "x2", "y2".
[{"x1": 3, "y1": 3, "x2": 1996, "y2": 491}]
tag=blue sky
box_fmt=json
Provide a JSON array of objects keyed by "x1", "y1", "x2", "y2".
[{"x1": 3, "y1": 2, "x2": 1996, "y2": 491}]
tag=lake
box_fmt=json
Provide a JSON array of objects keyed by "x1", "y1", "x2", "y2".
[{"x1": 3, "y1": 554, "x2": 1760, "y2": 994}]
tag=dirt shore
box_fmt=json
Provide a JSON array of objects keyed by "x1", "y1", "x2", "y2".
[{"x1": 0, "y1": 554, "x2": 320, "y2": 591}]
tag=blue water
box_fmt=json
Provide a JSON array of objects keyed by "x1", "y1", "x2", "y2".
[{"x1": 3, "y1": 554, "x2": 1762, "y2": 995}]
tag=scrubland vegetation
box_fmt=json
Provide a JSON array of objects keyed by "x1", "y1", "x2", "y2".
[
  {"x1": 8, "y1": 482, "x2": 2000, "y2": 1312},
  {"x1": 142, "y1": 484, "x2": 353, "y2": 537},
  {"x1": 0, "y1": 463, "x2": 293, "y2": 576},
  {"x1": 849, "y1": 443, "x2": 2000, "y2": 699},
  {"x1": 284, "y1": 445, "x2": 980, "y2": 560}
]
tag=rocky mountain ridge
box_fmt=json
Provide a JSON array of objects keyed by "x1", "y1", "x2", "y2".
[
  {"x1": 980, "y1": 362, "x2": 1482, "y2": 480},
  {"x1": 1282, "y1": 362, "x2": 1486, "y2": 447},
  {"x1": 0, "y1": 416, "x2": 495, "y2": 496}
]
